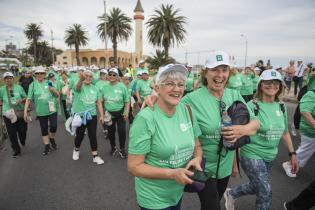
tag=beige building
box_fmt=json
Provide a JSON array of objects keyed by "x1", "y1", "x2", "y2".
[
  {"x1": 56, "y1": 0, "x2": 145, "y2": 68},
  {"x1": 56, "y1": 49, "x2": 139, "y2": 68}
]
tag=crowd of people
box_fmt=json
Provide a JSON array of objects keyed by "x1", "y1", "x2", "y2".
[{"x1": 0, "y1": 52, "x2": 314, "y2": 210}]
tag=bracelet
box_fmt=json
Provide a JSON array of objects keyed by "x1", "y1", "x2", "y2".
[{"x1": 289, "y1": 151, "x2": 296, "y2": 156}]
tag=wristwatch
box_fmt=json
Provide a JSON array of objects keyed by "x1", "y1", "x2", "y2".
[{"x1": 289, "y1": 151, "x2": 296, "y2": 156}]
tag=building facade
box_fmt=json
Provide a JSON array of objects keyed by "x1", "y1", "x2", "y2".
[{"x1": 56, "y1": 49, "x2": 140, "y2": 68}]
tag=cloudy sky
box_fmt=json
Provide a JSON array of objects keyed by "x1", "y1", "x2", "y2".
[{"x1": 1, "y1": 0, "x2": 315, "y2": 65}]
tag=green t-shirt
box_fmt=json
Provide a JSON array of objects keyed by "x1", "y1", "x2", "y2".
[
  {"x1": 252, "y1": 76, "x2": 260, "y2": 92},
  {"x1": 68, "y1": 73, "x2": 79, "y2": 90},
  {"x1": 241, "y1": 101, "x2": 288, "y2": 161},
  {"x1": 185, "y1": 72, "x2": 194, "y2": 92},
  {"x1": 125, "y1": 83, "x2": 132, "y2": 100},
  {"x1": 135, "y1": 67, "x2": 148, "y2": 76},
  {"x1": 95, "y1": 80, "x2": 109, "y2": 91},
  {"x1": 101, "y1": 82, "x2": 129, "y2": 112},
  {"x1": 182, "y1": 86, "x2": 255, "y2": 178},
  {"x1": 27, "y1": 80, "x2": 59, "y2": 116},
  {"x1": 299, "y1": 91, "x2": 315, "y2": 137},
  {"x1": 72, "y1": 84, "x2": 101, "y2": 116},
  {"x1": 93, "y1": 72, "x2": 100, "y2": 85},
  {"x1": 128, "y1": 103, "x2": 201, "y2": 209},
  {"x1": 227, "y1": 73, "x2": 243, "y2": 91},
  {"x1": 240, "y1": 74, "x2": 254, "y2": 96},
  {"x1": 307, "y1": 74, "x2": 315, "y2": 91},
  {"x1": 136, "y1": 80, "x2": 152, "y2": 101},
  {"x1": 0, "y1": 84, "x2": 26, "y2": 113},
  {"x1": 60, "y1": 80, "x2": 68, "y2": 101}
]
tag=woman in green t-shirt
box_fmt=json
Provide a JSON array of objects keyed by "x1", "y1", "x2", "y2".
[
  {"x1": 101, "y1": 68, "x2": 130, "y2": 159},
  {"x1": 0, "y1": 72, "x2": 27, "y2": 157},
  {"x1": 145, "y1": 51, "x2": 260, "y2": 210},
  {"x1": 128, "y1": 64, "x2": 203, "y2": 210},
  {"x1": 24, "y1": 67, "x2": 60, "y2": 156},
  {"x1": 225, "y1": 69, "x2": 299, "y2": 210},
  {"x1": 71, "y1": 70, "x2": 105, "y2": 165}
]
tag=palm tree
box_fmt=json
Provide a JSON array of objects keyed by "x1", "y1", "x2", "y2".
[
  {"x1": 146, "y1": 4, "x2": 187, "y2": 58},
  {"x1": 97, "y1": 7, "x2": 132, "y2": 63},
  {"x1": 64, "y1": 24, "x2": 88, "y2": 66},
  {"x1": 145, "y1": 50, "x2": 175, "y2": 70},
  {"x1": 24, "y1": 23, "x2": 43, "y2": 65}
]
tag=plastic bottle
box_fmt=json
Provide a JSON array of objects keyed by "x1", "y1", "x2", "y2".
[{"x1": 221, "y1": 111, "x2": 233, "y2": 148}]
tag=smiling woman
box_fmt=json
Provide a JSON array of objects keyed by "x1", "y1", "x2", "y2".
[{"x1": 128, "y1": 64, "x2": 203, "y2": 210}]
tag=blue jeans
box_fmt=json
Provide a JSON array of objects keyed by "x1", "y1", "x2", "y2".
[
  {"x1": 140, "y1": 198, "x2": 182, "y2": 210},
  {"x1": 230, "y1": 157, "x2": 273, "y2": 210}
]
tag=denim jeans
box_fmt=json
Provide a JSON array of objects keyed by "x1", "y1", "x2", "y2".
[{"x1": 230, "y1": 157, "x2": 273, "y2": 210}]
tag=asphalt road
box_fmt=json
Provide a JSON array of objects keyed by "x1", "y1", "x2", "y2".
[{"x1": 0, "y1": 102, "x2": 314, "y2": 210}]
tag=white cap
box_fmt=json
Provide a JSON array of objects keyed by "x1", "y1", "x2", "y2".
[
  {"x1": 78, "y1": 66, "x2": 86, "y2": 71},
  {"x1": 100, "y1": 69, "x2": 108, "y2": 74},
  {"x1": 84, "y1": 69, "x2": 93, "y2": 74},
  {"x1": 124, "y1": 73, "x2": 131, "y2": 78},
  {"x1": 204, "y1": 50, "x2": 230, "y2": 69},
  {"x1": 34, "y1": 66, "x2": 46, "y2": 73},
  {"x1": 137, "y1": 70, "x2": 143, "y2": 76},
  {"x1": 3, "y1": 71, "x2": 14, "y2": 78},
  {"x1": 156, "y1": 64, "x2": 187, "y2": 83},
  {"x1": 254, "y1": 67, "x2": 261, "y2": 71},
  {"x1": 139, "y1": 60, "x2": 145, "y2": 64},
  {"x1": 142, "y1": 69, "x2": 149, "y2": 75},
  {"x1": 258, "y1": 69, "x2": 285, "y2": 86},
  {"x1": 90, "y1": 65, "x2": 99, "y2": 70},
  {"x1": 108, "y1": 68, "x2": 119, "y2": 75}
]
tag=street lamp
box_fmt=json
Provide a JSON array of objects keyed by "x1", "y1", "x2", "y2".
[
  {"x1": 240, "y1": 34, "x2": 248, "y2": 70},
  {"x1": 40, "y1": 22, "x2": 54, "y2": 65},
  {"x1": 103, "y1": 0, "x2": 108, "y2": 68}
]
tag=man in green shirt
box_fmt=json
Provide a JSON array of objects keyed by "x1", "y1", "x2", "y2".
[
  {"x1": 184, "y1": 64, "x2": 194, "y2": 96},
  {"x1": 135, "y1": 60, "x2": 148, "y2": 77},
  {"x1": 135, "y1": 70, "x2": 152, "y2": 105}
]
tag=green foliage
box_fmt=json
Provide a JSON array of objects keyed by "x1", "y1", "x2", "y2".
[
  {"x1": 145, "y1": 50, "x2": 176, "y2": 70},
  {"x1": 146, "y1": 4, "x2": 187, "y2": 58},
  {"x1": 97, "y1": 7, "x2": 132, "y2": 62}
]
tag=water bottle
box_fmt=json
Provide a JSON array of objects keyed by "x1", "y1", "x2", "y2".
[{"x1": 221, "y1": 111, "x2": 233, "y2": 148}]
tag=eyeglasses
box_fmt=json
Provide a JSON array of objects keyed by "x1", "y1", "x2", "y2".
[
  {"x1": 35, "y1": 72, "x2": 45, "y2": 75},
  {"x1": 85, "y1": 75, "x2": 93, "y2": 78},
  {"x1": 108, "y1": 73, "x2": 117, "y2": 77},
  {"x1": 4, "y1": 76, "x2": 13, "y2": 79},
  {"x1": 261, "y1": 80, "x2": 281, "y2": 86},
  {"x1": 160, "y1": 82, "x2": 185, "y2": 89}
]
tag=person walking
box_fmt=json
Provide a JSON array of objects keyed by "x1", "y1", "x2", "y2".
[
  {"x1": 283, "y1": 60, "x2": 296, "y2": 95},
  {"x1": 71, "y1": 69, "x2": 105, "y2": 165},
  {"x1": 100, "y1": 68, "x2": 130, "y2": 159},
  {"x1": 0, "y1": 72, "x2": 27, "y2": 157},
  {"x1": 224, "y1": 69, "x2": 299, "y2": 210},
  {"x1": 24, "y1": 66, "x2": 59, "y2": 155},
  {"x1": 19, "y1": 68, "x2": 34, "y2": 94},
  {"x1": 128, "y1": 64, "x2": 203, "y2": 210},
  {"x1": 293, "y1": 60, "x2": 309, "y2": 97}
]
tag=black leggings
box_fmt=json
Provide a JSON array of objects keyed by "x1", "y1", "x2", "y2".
[
  {"x1": 38, "y1": 112, "x2": 57, "y2": 136},
  {"x1": 197, "y1": 176, "x2": 230, "y2": 210},
  {"x1": 74, "y1": 116, "x2": 98, "y2": 151},
  {"x1": 61, "y1": 100, "x2": 70, "y2": 119},
  {"x1": 3, "y1": 117, "x2": 27, "y2": 152},
  {"x1": 108, "y1": 111, "x2": 126, "y2": 150},
  {"x1": 286, "y1": 179, "x2": 315, "y2": 210}
]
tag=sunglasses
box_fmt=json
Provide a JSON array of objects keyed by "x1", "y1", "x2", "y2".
[
  {"x1": 261, "y1": 80, "x2": 281, "y2": 86},
  {"x1": 35, "y1": 72, "x2": 45, "y2": 75},
  {"x1": 108, "y1": 73, "x2": 117, "y2": 77}
]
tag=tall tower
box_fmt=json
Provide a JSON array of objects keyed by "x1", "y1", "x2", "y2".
[{"x1": 134, "y1": 0, "x2": 144, "y2": 61}]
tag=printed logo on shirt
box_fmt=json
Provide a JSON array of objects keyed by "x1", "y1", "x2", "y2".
[
  {"x1": 114, "y1": 89, "x2": 122, "y2": 94},
  {"x1": 275, "y1": 110, "x2": 282, "y2": 117},
  {"x1": 180, "y1": 122, "x2": 192, "y2": 132}
]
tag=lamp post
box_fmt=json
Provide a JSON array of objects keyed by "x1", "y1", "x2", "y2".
[
  {"x1": 240, "y1": 34, "x2": 248, "y2": 70},
  {"x1": 103, "y1": 0, "x2": 108, "y2": 68},
  {"x1": 40, "y1": 22, "x2": 54, "y2": 65}
]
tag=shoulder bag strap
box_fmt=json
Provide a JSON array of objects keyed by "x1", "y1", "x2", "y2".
[{"x1": 6, "y1": 86, "x2": 13, "y2": 108}]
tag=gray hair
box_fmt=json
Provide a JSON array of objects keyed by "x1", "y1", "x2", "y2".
[{"x1": 155, "y1": 70, "x2": 186, "y2": 86}]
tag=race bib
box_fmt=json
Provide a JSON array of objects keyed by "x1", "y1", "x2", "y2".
[{"x1": 48, "y1": 101, "x2": 56, "y2": 112}]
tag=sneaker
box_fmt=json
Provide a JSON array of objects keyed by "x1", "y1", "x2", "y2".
[
  {"x1": 119, "y1": 149, "x2": 127, "y2": 159},
  {"x1": 110, "y1": 147, "x2": 118, "y2": 156},
  {"x1": 93, "y1": 156, "x2": 104, "y2": 165},
  {"x1": 72, "y1": 149, "x2": 80, "y2": 160},
  {"x1": 103, "y1": 129, "x2": 108, "y2": 139},
  {"x1": 282, "y1": 161, "x2": 296, "y2": 178},
  {"x1": 50, "y1": 140, "x2": 57, "y2": 151},
  {"x1": 12, "y1": 150, "x2": 21, "y2": 158},
  {"x1": 42, "y1": 144, "x2": 51, "y2": 156},
  {"x1": 283, "y1": 202, "x2": 288, "y2": 210},
  {"x1": 224, "y1": 188, "x2": 235, "y2": 210}
]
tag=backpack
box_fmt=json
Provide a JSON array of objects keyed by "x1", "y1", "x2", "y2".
[
  {"x1": 252, "y1": 99, "x2": 285, "y2": 116},
  {"x1": 293, "y1": 86, "x2": 315, "y2": 129}
]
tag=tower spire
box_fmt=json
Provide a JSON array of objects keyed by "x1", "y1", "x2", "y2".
[{"x1": 134, "y1": 0, "x2": 144, "y2": 13}]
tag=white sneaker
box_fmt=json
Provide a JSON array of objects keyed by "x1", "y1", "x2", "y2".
[
  {"x1": 72, "y1": 149, "x2": 80, "y2": 160},
  {"x1": 93, "y1": 156, "x2": 104, "y2": 165},
  {"x1": 282, "y1": 161, "x2": 296, "y2": 178},
  {"x1": 224, "y1": 188, "x2": 235, "y2": 210}
]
